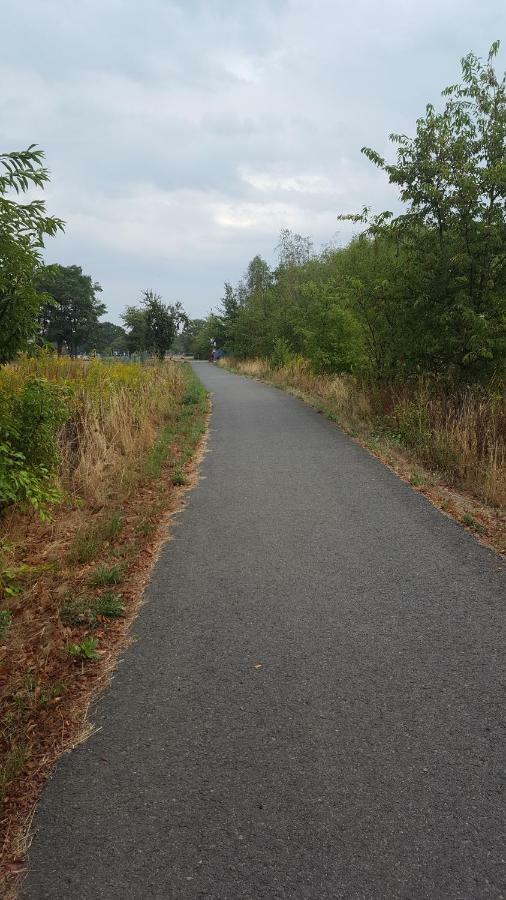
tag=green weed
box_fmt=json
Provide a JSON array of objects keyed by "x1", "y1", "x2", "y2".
[
  {"x1": 67, "y1": 637, "x2": 100, "y2": 660},
  {"x1": 136, "y1": 520, "x2": 154, "y2": 536},
  {"x1": 88, "y1": 564, "x2": 123, "y2": 587},
  {"x1": 60, "y1": 590, "x2": 124, "y2": 626},
  {"x1": 0, "y1": 609, "x2": 12, "y2": 642},
  {"x1": 59, "y1": 596, "x2": 96, "y2": 627},
  {"x1": 93, "y1": 592, "x2": 124, "y2": 618},
  {"x1": 0, "y1": 745, "x2": 28, "y2": 798},
  {"x1": 171, "y1": 468, "x2": 188, "y2": 486},
  {"x1": 461, "y1": 513, "x2": 485, "y2": 534}
]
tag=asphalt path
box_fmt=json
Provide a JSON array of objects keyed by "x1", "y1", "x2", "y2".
[{"x1": 23, "y1": 362, "x2": 505, "y2": 899}]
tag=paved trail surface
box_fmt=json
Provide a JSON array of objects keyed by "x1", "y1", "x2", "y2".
[{"x1": 24, "y1": 363, "x2": 504, "y2": 899}]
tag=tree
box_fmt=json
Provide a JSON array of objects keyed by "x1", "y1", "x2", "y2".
[
  {"x1": 173, "y1": 318, "x2": 206, "y2": 354},
  {"x1": 192, "y1": 314, "x2": 226, "y2": 358},
  {"x1": 121, "y1": 306, "x2": 148, "y2": 353},
  {"x1": 0, "y1": 145, "x2": 64, "y2": 362},
  {"x1": 344, "y1": 42, "x2": 506, "y2": 379},
  {"x1": 276, "y1": 229, "x2": 313, "y2": 267},
  {"x1": 37, "y1": 265, "x2": 105, "y2": 356},
  {"x1": 93, "y1": 321, "x2": 128, "y2": 355},
  {"x1": 143, "y1": 291, "x2": 187, "y2": 359},
  {"x1": 122, "y1": 291, "x2": 188, "y2": 358}
]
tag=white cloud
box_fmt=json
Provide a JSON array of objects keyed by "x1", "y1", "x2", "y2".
[{"x1": 240, "y1": 168, "x2": 332, "y2": 193}]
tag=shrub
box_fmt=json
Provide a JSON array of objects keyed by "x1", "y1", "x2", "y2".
[
  {"x1": 0, "y1": 374, "x2": 70, "y2": 514},
  {"x1": 67, "y1": 637, "x2": 100, "y2": 660}
]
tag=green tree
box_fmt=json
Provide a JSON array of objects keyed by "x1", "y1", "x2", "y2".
[
  {"x1": 37, "y1": 265, "x2": 106, "y2": 356},
  {"x1": 122, "y1": 291, "x2": 188, "y2": 358},
  {"x1": 174, "y1": 318, "x2": 206, "y2": 354},
  {"x1": 192, "y1": 314, "x2": 226, "y2": 358},
  {"x1": 346, "y1": 42, "x2": 506, "y2": 379},
  {"x1": 93, "y1": 321, "x2": 128, "y2": 355},
  {"x1": 121, "y1": 306, "x2": 148, "y2": 353},
  {"x1": 142, "y1": 290, "x2": 187, "y2": 359},
  {"x1": 0, "y1": 146, "x2": 64, "y2": 362}
]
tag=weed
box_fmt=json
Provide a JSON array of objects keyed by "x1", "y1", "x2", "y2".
[
  {"x1": 171, "y1": 468, "x2": 188, "y2": 486},
  {"x1": 38, "y1": 681, "x2": 66, "y2": 706},
  {"x1": 88, "y1": 564, "x2": 123, "y2": 587},
  {"x1": 69, "y1": 513, "x2": 122, "y2": 564},
  {"x1": 0, "y1": 609, "x2": 12, "y2": 642},
  {"x1": 93, "y1": 592, "x2": 124, "y2": 618},
  {"x1": 462, "y1": 513, "x2": 485, "y2": 534},
  {"x1": 59, "y1": 596, "x2": 96, "y2": 627},
  {"x1": 136, "y1": 520, "x2": 154, "y2": 536},
  {"x1": 410, "y1": 471, "x2": 425, "y2": 487},
  {"x1": 60, "y1": 591, "x2": 124, "y2": 625},
  {"x1": 0, "y1": 746, "x2": 28, "y2": 799},
  {"x1": 67, "y1": 637, "x2": 100, "y2": 660},
  {"x1": 181, "y1": 384, "x2": 201, "y2": 405}
]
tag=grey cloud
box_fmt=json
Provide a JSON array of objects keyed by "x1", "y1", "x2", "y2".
[{"x1": 2, "y1": 0, "x2": 504, "y2": 321}]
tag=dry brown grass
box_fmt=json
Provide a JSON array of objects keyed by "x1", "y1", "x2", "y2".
[{"x1": 7, "y1": 355, "x2": 186, "y2": 506}]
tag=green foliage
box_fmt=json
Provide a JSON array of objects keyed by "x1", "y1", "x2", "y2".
[
  {"x1": 172, "y1": 318, "x2": 206, "y2": 355},
  {"x1": 93, "y1": 321, "x2": 128, "y2": 355},
  {"x1": 122, "y1": 305, "x2": 149, "y2": 353},
  {"x1": 0, "y1": 376, "x2": 70, "y2": 514},
  {"x1": 123, "y1": 291, "x2": 188, "y2": 358},
  {"x1": 354, "y1": 43, "x2": 506, "y2": 379},
  {"x1": 93, "y1": 592, "x2": 124, "y2": 618},
  {"x1": 36, "y1": 264, "x2": 106, "y2": 356},
  {"x1": 59, "y1": 597, "x2": 97, "y2": 627},
  {"x1": 60, "y1": 591, "x2": 124, "y2": 626},
  {"x1": 270, "y1": 338, "x2": 292, "y2": 370},
  {"x1": 0, "y1": 145, "x2": 64, "y2": 362},
  {"x1": 67, "y1": 637, "x2": 100, "y2": 660},
  {"x1": 461, "y1": 512, "x2": 485, "y2": 533},
  {"x1": 88, "y1": 564, "x2": 123, "y2": 587}
]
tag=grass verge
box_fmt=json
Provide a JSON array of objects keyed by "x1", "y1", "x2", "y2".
[
  {"x1": 218, "y1": 357, "x2": 505, "y2": 556},
  {"x1": 0, "y1": 362, "x2": 208, "y2": 896}
]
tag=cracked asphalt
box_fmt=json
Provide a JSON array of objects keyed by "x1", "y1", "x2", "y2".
[{"x1": 23, "y1": 362, "x2": 505, "y2": 899}]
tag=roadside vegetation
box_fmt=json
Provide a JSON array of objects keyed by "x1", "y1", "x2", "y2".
[
  {"x1": 200, "y1": 45, "x2": 505, "y2": 547},
  {"x1": 0, "y1": 357, "x2": 208, "y2": 886}
]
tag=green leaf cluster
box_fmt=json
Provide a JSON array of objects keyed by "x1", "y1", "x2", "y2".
[
  {"x1": 0, "y1": 146, "x2": 64, "y2": 362},
  {"x1": 0, "y1": 376, "x2": 70, "y2": 514}
]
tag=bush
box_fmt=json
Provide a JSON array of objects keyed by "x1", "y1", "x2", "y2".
[{"x1": 0, "y1": 376, "x2": 70, "y2": 514}]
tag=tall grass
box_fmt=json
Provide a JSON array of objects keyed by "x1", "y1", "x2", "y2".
[
  {"x1": 0, "y1": 354, "x2": 189, "y2": 507},
  {"x1": 219, "y1": 357, "x2": 506, "y2": 508}
]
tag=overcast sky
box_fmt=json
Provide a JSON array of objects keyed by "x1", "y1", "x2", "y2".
[{"x1": 2, "y1": 0, "x2": 504, "y2": 324}]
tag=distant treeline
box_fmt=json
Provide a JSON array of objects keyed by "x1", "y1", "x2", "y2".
[{"x1": 192, "y1": 45, "x2": 505, "y2": 384}]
